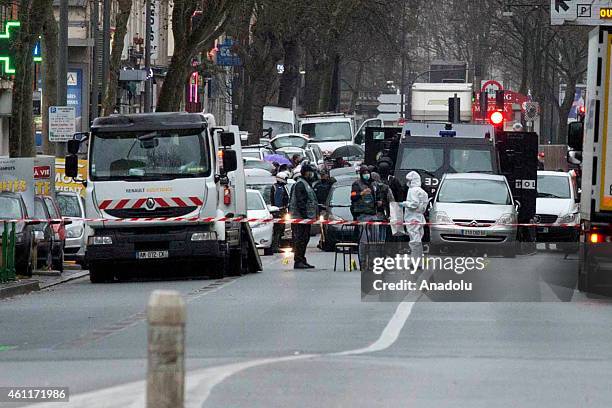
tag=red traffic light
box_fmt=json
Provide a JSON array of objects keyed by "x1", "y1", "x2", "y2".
[
  {"x1": 578, "y1": 105, "x2": 586, "y2": 115},
  {"x1": 489, "y1": 110, "x2": 504, "y2": 126}
]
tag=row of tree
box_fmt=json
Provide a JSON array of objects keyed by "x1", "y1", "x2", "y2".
[{"x1": 8, "y1": 0, "x2": 589, "y2": 156}]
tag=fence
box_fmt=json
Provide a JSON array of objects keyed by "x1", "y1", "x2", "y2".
[{"x1": 0, "y1": 221, "x2": 16, "y2": 282}]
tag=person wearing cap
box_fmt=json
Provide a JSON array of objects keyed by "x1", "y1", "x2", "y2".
[
  {"x1": 288, "y1": 163, "x2": 318, "y2": 269},
  {"x1": 270, "y1": 171, "x2": 290, "y2": 253}
]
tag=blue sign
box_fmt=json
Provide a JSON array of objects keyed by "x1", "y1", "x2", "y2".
[
  {"x1": 216, "y1": 39, "x2": 241, "y2": 66},
  {"x1": 33, "y1": 40, "x2": 41, "y2": 62},
  {"x1": 67, "y1": 69, "x2": 82, "y2": 130}
]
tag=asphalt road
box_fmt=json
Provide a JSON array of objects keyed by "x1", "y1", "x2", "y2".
[{"x1": 1, "y1": 242, "x2": 612, "y2": 408}]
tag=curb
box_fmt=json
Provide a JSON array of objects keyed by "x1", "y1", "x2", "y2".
[
  {"x1": 0, "y1": 280, "x2": 40, "y2": 300},
  {"x1": 39, "y1": 270, "x2": 89, "y2": 290}
]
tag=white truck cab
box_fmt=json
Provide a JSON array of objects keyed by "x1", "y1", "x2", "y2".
[{"x1": 64, "y1": 112, "x2": 260, "y2": 282}]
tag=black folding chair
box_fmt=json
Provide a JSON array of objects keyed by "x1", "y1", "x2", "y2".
[{"x1": 334, "y1": 225, "x2": 359, "y2": 272}]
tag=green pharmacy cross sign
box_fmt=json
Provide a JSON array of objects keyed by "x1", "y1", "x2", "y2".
[{"x1": 0, "y1": 21, "x2": 42, "y2": 75}]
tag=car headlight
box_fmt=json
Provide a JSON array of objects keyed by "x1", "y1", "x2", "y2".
[
  {"x1": 557, "y1": 212, "x2": 577, "y2": 224},
  {"x1": 496, "y1": 213, "x2": 517, "y2": 225},
  {"x1": 191, "y1": 231, "x2": 217, "y2": 241},
  {"x1": 431, "y1": 211, "x2": 452, "y2": 225},
  {"x1": 88, "y1": 236, "x2": 112, "y2": 245},
  {"x1": 66, "y1": 226, "x2": 84, "y2": 238}
]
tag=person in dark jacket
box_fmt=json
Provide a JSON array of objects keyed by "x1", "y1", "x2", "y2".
[
  {"x1": 288, "y1": 164, "x2": 318, "y2": 269},
  {"x1": 350, "y1": 165, "x2": 378, "y2": 220},
  {"x1": 314, "y1": 169, "x2": 337, "y2": 204},
  {"x1": 270, "y1": 171, "x2": 290, "y2": 253}
]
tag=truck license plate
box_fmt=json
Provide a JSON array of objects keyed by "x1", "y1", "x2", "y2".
[
  {"x1": 462, "y1": 229, "x2": 486, "y2": 237},
  {"x1": 136, "y1": 250, "x2": 169, "y2": 260}
]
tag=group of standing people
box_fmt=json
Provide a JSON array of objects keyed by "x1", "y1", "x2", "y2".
[{"x1": 269, "y1": 157, "x2": 429, "y2": 270}]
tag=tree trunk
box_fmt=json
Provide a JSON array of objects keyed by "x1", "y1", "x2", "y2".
[
  {"x1": 318, "y1": 58, "x2": 333, "y2": 112},
  {"x1": 101, "y1": 0, "x2": 132, "y2": 116},
  {"x1": 41, "y1": 5, "x2": 58, "y2": 155},
  {"x1": 557, "y1": 77, "x2": 577, "y2": 145},
  {"x1": 247, "y1": 77, "x2": 267, "y2": 145},
  {"x1": 349, "y1": 61, "x2": 364, "y2": 113},
  {"x1": 327, "y1": 54, "x2": 340, "y2": 112},
  {"x1": 303, "y1": 51, "x2": 323, "y2": 114},
  {"x1": 277, "y1": 39, "x2": 299, "y2": 109},
  {"x1": 156, "y1": 49, "x2": 192, "y2": 112}
]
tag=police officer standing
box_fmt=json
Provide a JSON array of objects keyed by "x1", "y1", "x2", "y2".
[
  {"x1": 288, "y1": 164, "x2": 318, "y2": 269},
  {"x1": 270, "y1": 171, "x2": 290, "y2": 253}
]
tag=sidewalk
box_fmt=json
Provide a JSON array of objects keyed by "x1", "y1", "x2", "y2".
[{"x1": 0, "y1": 264, "x2": 89, "y2": 300}]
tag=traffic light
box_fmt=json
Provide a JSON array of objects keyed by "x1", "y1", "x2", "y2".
[
  {"x1": 488, "y1": 110, "x2": 504, "y2": 128},
  {"x1": 495, "y1": 90, "x2": 505, "y2": 111},
  {"x1": 479, "y1": 91, "x2": 488, "y2": 120}
]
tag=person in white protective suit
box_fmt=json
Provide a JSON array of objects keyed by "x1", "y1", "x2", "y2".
[{"x1": 399, "y1": 171, "x2": 429, "y2": 259}]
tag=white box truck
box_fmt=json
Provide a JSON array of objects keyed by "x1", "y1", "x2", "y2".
[
  {"x1": 64, "y1": 112, "x2": 261, "y2": 283},
  {"x1": 411, "y1": 83, "x2": 473, "y2": 123}
]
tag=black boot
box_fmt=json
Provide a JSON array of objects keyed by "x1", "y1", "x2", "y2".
[{"x1": 294, "y1": 262, "x2": 309, "y2": 269}]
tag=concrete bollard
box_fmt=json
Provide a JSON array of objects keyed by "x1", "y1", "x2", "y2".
[{"x1": 146, "y1": 290, "x2": 186, "y2": 408}]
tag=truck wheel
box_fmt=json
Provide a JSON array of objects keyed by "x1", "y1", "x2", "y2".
[{"x1": 89, "y1": 265, "x2": 113, "y2": 283}]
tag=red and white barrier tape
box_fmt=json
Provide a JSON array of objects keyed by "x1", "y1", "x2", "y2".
[{"x1": 0, "y1": 217, "x2": 581, "y2": 228}]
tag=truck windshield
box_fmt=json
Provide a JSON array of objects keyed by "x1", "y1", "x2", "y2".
[
  {"x1": 263, "y1": 120, "x2": 293, "y2": 137},
  {"x1": 90, "y1": 130, "x2": 210, "y2": 181},
  {"x1": 301, "y1": 122, "x2": 352, "y2": 142},
  {"x1": 399, "y1": 146, "x2": 444, "y2": 172},
  {"x1": 449, "y1": 148, "x2": 493, "y2": 173}
]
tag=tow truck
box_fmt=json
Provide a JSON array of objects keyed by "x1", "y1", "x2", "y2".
[{"x1": 64, "y1": 112, "x2": 261, "y2": 283}]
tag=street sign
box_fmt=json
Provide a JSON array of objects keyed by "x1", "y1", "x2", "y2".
[
  {"x1": 523, "y1": 102, "x2": 540, "y2": 121},
  {"x1": 377, "y1": 94, "x2": 401, "y2": 104},
  {"x1": 48, "y1": 106, "x2": 76, "y2": 142},
  {"x1": 377, "y1": 104, "x2": 401, "y2": 113},
  {"x1": 377, "y1": 113, "x2": 401, "y2": 122},
  {"x1": 551, "y1": 0, "x2": 612, "y2": 26},
  {"x1": 216, "y1": 38, "x2": 241, "y2": 66}
]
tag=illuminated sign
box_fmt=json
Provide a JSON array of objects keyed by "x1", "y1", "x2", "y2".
[
  {"x1": 601, "y1": 8, "x2": 612, "y2": 19},
  {"x1": 0, "y1": 21, "x2": 42, "y2": 75}
]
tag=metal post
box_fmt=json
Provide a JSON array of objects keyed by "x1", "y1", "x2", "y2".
[
  {"x1": 399, "y1": 2, "x2": 406, "y2": 119},
  {"x1": 7, "y1": 222, "x2": 15, "y2": 280},
  {"x1": 144, "y1": 0, "x2": 152, "y2": 112},
  {"x1": 91, "y1": 0, "x2": 100, "y2": 123},
  {"x1": 57, "y1": 0, "x2": 69, "y2": 155},
  {"x1": 146, "y1": 290, "x2": 185, "y2": 408},
  {"x1": 1, "y1": 222, "x2": 7, "y2": 282},
  {"x1": 101, "y1": 0, "x2": 111, "y2": 103}
]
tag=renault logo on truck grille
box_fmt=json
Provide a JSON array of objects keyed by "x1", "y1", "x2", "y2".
[{"x1": 146, "y1": 198, "x2": 156, "y2": 210}]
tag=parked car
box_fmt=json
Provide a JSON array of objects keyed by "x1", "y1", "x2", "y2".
[
  {"x1": 56, "y1": 192, "x2": 87, "y2": 267},
  {"x1": 246, "y1": 189, "x2": 276, "y2": 255},
  {"x1": 429, "y1": 173, "x2": 518, "y2": 257},
  {"x1": 243, "y1": 157, "x2": 276, "y2": 173},
  {"x1": 318, "y1": 179, "x2": 359, "y2": 252},
  {"x1": 32, "y1": 196, "x2": 55, "y2": 270},
  {"x1": 536, "y1": 171, "x2": 580, "y2": 252},
  {"x1": 242, "y1": 144, "x2": 275, "y2": 161},
  {"x1": 270, "y1": 133, "x2": 324, "y2": 168},
  {"x1": 36, "y1": 195, "x2": 69, "y2": 272},
  {"x1": 0, "y1": 192, "x2": 37, "y2": 276}
]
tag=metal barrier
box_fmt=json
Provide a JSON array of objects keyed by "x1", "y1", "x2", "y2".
[{"x1": 0, "y1": 221, "x2": 16, "y2": 282}]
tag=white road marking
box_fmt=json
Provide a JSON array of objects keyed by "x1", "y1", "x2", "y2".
[{"x1": 24, "y1": 258, "x2": 428, "y2": 408}]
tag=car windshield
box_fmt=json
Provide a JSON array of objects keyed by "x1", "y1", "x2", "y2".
[
  {"x1": 538, "y1": 175, "x2": 571, "y2": 199},
  {"x1": 450, "y1": 148, "x2": 493, "y2": 173},
  {"x1": 263, "y1": 120, "x2": 294, "y2": 137},
  {"x1": 34, "y1": 199, "x2": 47, "y2": 219},
  {"x1": 44, "y1": 198, "x2": 60, "y2": 218},
  {"x1": 242, "y1": 150, "x2": 261, "y2": 159},
  {"x1": 90, "y1": 129, "x2": 210, "y2": 181},
  {"x1": 247, "y1": 191, "x2": 266, "y2": 210},
  {"x1": 57, "y1": 195, "x2": 82, "y2": 217},
  {"x1": 438, "y1": 178, "x2": 512, "y2": 205},
  {"x1": 248, "y1": 184, "x2": 274, "y2": 205},
  {"x1": 271, "y1": 136, "x2": 308, "y2": 149},
  {"x1": 243, "y1": 159, "x2": 274, "y2": 173},
  {"x1": 0, "y1": 196, "x2": 23, "y2": 219},
  {"x1": 399, "y1": 146, "x2": 444, "y2": 172},
  {"x1": 329, "y1": 185, "x2": 352, "y2": 206},
  {"x1": 301, "y1": 122, "x2": 352, "y2": 142}
]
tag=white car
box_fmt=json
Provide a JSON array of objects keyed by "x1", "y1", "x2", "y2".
[
  {"x1": 56, "y1": 192, "x2": 88, "y2": 267},
  {"x1": 536, "y1": 171, "x2": 580, "y2": 250},
  {"x1": 430, "y1": 173, "x2": 518, "y2": 257},
  {"x1": 247, "y1": 189, "x2": 277, "y2": 255}
]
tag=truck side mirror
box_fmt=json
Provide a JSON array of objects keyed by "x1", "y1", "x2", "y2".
[
  {"x1": 65, "y1": 154, "x2": 79, "y2": 178},
  {"x1": 67, "y1": 139, "x2": 81, "y2": 155},
  {"x1": 567, "y1": 122, "x2": 584, "y2": 150},
  {"x1": 222, "y1": 149, "x2": 238, "y2": 173},
  {"x1": 220, "y1": 132, "x2": 235, "y2": 147}
]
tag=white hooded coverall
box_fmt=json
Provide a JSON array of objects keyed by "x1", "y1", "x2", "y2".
[{"x1": 400, "y1": 171, "x2": 429, "y2": 258}]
